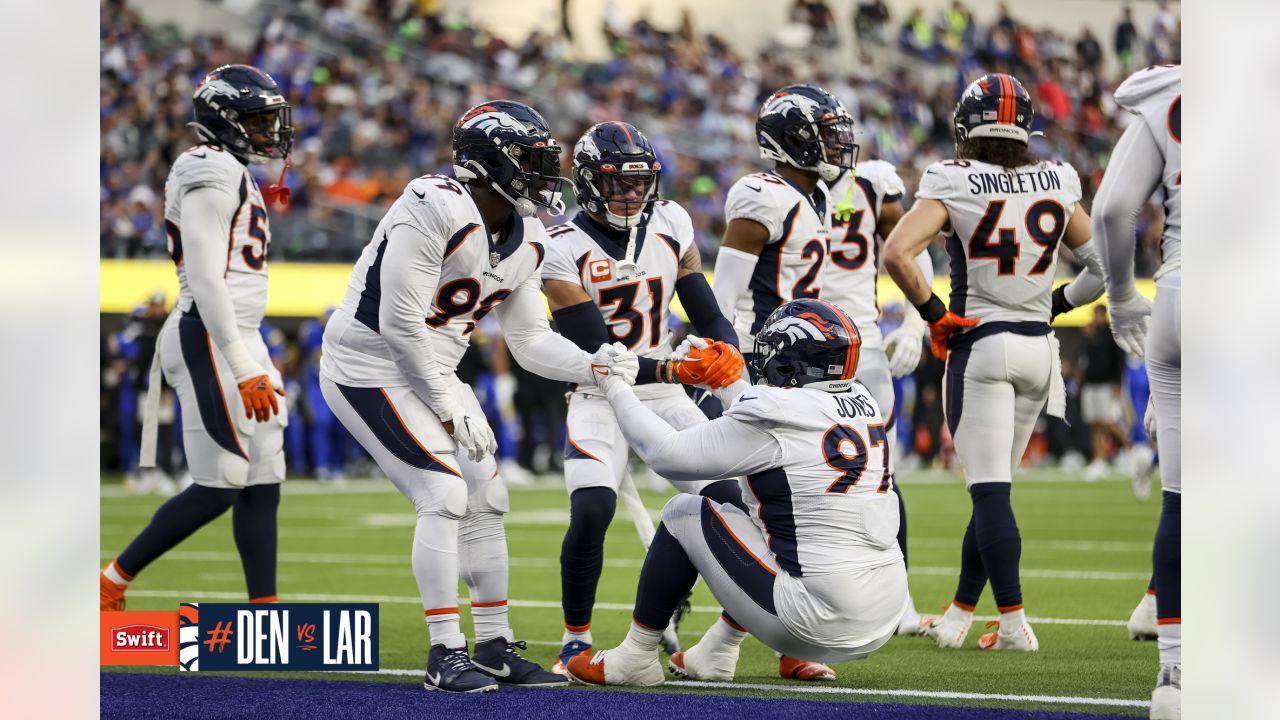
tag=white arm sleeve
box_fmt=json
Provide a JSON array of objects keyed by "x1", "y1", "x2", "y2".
[
  {"x1": 378, "y1": 222, "x2": 457, "y2": 419},
  {"x1": 1092, "y1": 120, "x2": 1164, "y2": 299},
  {"x1": 605, "y1": 383, "x2": 781, "y2": 485},
  {"x1": 181, "y1": 186, "x2": 265, "y2": 382},
  {"x1": 913, "y1": 248, "x2": 934, "y2": 287},
  {"x1": 711, "y1": 246, "x2": 759, "y2": 322},
  {"x1": 496, "y1": 275, "x2": 593, "y2": 383},
  {"x1": 1062, "y1": 239, "x2": 1107, "y2": 307}
]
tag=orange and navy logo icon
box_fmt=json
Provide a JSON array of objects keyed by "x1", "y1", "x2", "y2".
[
  {"x1": 101, "y1": 611, "x2": 179, "y2": 666},
  {"x1": 589, "y1": 259, "x2": 612, "y2": 283}
]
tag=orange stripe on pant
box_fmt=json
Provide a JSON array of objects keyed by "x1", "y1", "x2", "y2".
[
  {"x1": 424, "y1": 607, "x2": 459, "y2": 617},
  {"x1": 471, "y1": 600, "x2": 508, "y2": 608}
]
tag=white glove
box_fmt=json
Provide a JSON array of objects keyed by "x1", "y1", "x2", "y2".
[
  {"x1": 1143, "y1": 396, "x2": 1158, "y2": 439},
  {"x1": 884, "y1": 308, "x2": 926, "y2": 378},
  {"x1": 672, "y1": 334, "x2": 709, "y2": 360},
  {"x1": 446, "y1": 404, "x2": 497, "y2": 463},
  {"x1": 590, "y1": 341, "x2": 639, "y2": 392},
  {"x1": 1108, "y1": 292, "x2": 1153, "y2": 357}
]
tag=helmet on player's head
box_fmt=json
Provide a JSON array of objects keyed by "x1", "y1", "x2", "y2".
[
  {"x1": 751, "y1": 299, "x2": 861, "y2": 393},
  {"x1": 453, "y1": 100, "x2": 568, "y2": 217},
  {"x1": 953, "y1": 73, "x2": 1034, "y2": 146},
  {"x1": 572, "y1": 121, "x2": 662, "y2": 230},
  {"x1": 190, "y1": 65, "x2": 293, "y2": 164},
  {"x1": 756, "y1": 84, "x2": 858, "y2": 183}
]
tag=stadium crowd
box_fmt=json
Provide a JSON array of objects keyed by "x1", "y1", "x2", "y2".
[{"x1": 100, "y1": 0, "x2": 1175, "y2": 485}]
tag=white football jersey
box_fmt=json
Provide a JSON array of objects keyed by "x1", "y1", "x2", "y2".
[
  {"x1": 917, "y1": 158, "x2": 1083, "y2": 324},
  {"x1": 1114, "y1": 64, "x2": 1181, "y2": 273},
  {"x1": 725, "y1": 383, "x2": 902, "y2": 576},
  {"x1": 543, "y1": 200, "x2": 693, "y2": 359},
  {"x1": 724, "y1": 172, "x2": 832, "y2": 348},
  {"x1": 822, "y1": 162, "x2": 906, "y2": 347},
  {"x1": 164, "y1": 144, "x2": 271, "y2": 328},
  {"x1": 322, "y1": 174, "x2": 546, "y2": 388}
]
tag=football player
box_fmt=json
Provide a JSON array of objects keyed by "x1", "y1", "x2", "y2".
[
  {"x1": 541, "y1": 121, "x2": 746, "y2": 673},
  {"x1": 319, "y1": 101, "x2": 626, "y2": 693},
  {"x1": 710, "y1": 83, "x2": 857, "y2": 681},
  {"x1": 883, "y1": 73, "x2": 1106, "y2": 652},
  {"x1": 565, "y1": 300, "x2": 907, "y2": 686},
  {"x1": 1092, "y1": 64, "x2": 1180, "y2": 720},
  {"x1": 101, "y1": 65, "x2": 294, "y2": 612},
  {"x1": 824, "y1": 161, "x2": 937, "y2": 635}
]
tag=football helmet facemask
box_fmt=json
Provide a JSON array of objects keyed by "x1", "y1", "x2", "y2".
[
  {"x1": 572, "y1": 121, "x2": 662, "y2": 230},
  {"x1": 190, "y1": 64, "x2": 293, "y2": 164},
  {"x1": 953, "y1": 73, "x2": 1035, "y2": 146},
  {"x1": 756, "y1": 84, "x2": 857, "y2": 183},
  {"x1": 453, "y1": 100, "x2": 568, "y2": 217},
  {"x1": 751, "y1": 299, "x2": 862, "y2": 393}
]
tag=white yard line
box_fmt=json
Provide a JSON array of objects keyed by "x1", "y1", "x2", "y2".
[
  {"x1": 313, "y1": 668, "x2": 1147, "y2": 708},
  {"x1": 123, "y1": 589, "x2": 1126, "y2": 627}
]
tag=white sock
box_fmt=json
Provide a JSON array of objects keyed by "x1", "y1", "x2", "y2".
[
  {"x1": 944, "y1": 603, "x2": 975, "y2": 623},
  {"x1": 414, "y1": 513, "x2": 464, "y2": 649},
  {"x1": 563, "y1": 627, "x2": 593, "y2": 646},
  {"x1": 458, "y1": 510, "x2": 511, "y2": 643},
  {"x1": 623, "y1": 621, "x2": 662, "y2": 653},
  {"x1": 704, "y1": 616, "x2": 748, "y2": 649},
  {"x1": 1157, "y1": 623, "x2": 1181, "y2": 666},
  {"x1": 103, "y1": 560, "x2": 132, "y2": 586},
  {"x1": 999, "y1": 607, "x2": 1028, "y2": 630}
]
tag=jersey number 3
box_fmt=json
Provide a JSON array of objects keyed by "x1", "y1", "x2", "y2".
[
  {"x1": 822, "y1": 423, "x2": 892, "y2": 494},
  {"x1": 968, "y1": 199, "x2": 1065, "y2": 276}
]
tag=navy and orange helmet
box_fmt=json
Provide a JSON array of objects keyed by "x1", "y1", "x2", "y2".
[
  {"x1": 751, "y1": 299, "x2": 861, "y2": 392},
  {"x1": 453, "y1": 100, "x2": 568, "y2": 217},
  {"x1": 572, "y1": 121, "x2": 662, "y2": 230},
  {"x1": 953, "y1": 73, "x2": 1034, "y2": 146},
  {"x1": 191, "y1": 64, "x2": 293, "y2": 163}
]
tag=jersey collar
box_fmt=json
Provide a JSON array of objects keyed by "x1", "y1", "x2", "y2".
[
  {"x1": 486, "y1": 212, "x2": 526, "y2": 265},
  {"x1": 571, "y1": 211, "x2": 647, "y2": 262},
  {"x1": 769, "y1": 170, "x2": 827, "y2": 220}
]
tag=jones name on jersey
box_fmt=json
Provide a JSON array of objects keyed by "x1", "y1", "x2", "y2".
[
  {"x1": 725, "y1": 172, "x2": 832, "y2": 348},
  {"x1": 164, "y1": 144, "x2": 272, "y2": 327}
]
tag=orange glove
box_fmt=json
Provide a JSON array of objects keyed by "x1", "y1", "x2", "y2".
[
  {"x1": 238, "y1": 375, "x2": 284, "y2": 422},
  {"x1": 927, "y1": 312, "x2": 980, "y2": 360},
  {"x1": 667, "y1": 341, "x2": 744, "y2": 388}
]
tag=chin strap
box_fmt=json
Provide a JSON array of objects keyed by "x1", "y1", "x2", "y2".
[
  {"x1": 616, "y1": 224, "x2": 640, "y2": 280},
  {"x1": 264, "y1": 155, "x2": 291, "y2": 208}
]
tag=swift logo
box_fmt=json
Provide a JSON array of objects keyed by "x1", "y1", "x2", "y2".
[{"x1": 111, "y1": 624, "x2": 170, "y2": 652}]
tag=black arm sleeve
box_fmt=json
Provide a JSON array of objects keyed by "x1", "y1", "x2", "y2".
[
  {"x1": 675, "y1": 272, "x2": 738, "y2": 347},
  {"x1": 551, "y1": 300, "x2": 665, "y2": 385}
]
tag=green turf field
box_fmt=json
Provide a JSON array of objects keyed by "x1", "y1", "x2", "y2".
[{"x1": 101, "y1": 468, "x2": 1159, "y2": 716}]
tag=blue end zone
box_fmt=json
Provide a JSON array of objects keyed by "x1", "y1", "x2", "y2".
[{"x1": 101, "y1": 673, "x2": 1136, "y2": 720}]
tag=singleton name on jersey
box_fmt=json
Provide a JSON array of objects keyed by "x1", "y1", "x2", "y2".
[{"x1": 965, "y1": 167, "x2": 1065, "y2": 195}]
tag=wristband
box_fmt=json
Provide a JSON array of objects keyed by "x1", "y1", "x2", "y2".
[{"x1": 915, "y1": 294, "x2": 947, "y2": 324}]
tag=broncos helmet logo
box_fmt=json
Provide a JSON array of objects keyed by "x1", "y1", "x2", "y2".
[
  {"x1": 575, "y1": 133, "x2": 602, "y2": 160},
  {"x1": 194, "y1": 79, "x2": 242, "y2": 103},
  {"x1": 457, "y1": 109, "x2": 531, "y2": 137},
  {"x1": 769, "y1": 314, "x2": 838, "y2": 347},
  {"x1": 761, "y1": 91, "x2": 822, "y2": 122}
]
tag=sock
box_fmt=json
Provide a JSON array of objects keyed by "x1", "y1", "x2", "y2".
[
  {"x1": 705, "y1": 615, "x2": 748, "y2": 648},
  {"x1": 1153, "y1": 491, "x2": 1181, "y2": 667},
  {"x1": 623, "y1": 620, "x2": 663, "y2": 653},
  {"x1": 632, "y1": 523, "x2": 699, "y2": 631},
  {"x1": 953, "y1": 513, "x2": 987, "y2": 608},
  {"x1": 970, "y1": 482, "x2": 1022, "y2": 609},
  {"x1": 893, "y1": 482, "x2": 909, "y2": 567},
  {"x1": 232, "y1": 483, "x2": 280, "y2": 601},
  {"x1": 414, "y1": 512, "x2": 463, "y2": 649},
  {"x1": 1147, "y1": 576, "x2": 1157, "y2": 595},
  {"x1": 563, "y1": 626, "x2": 592, "y2": 646},
  {"x1": 699, "y1": 479, "x2": 749, "y2": 514},
  {"x1": 102, "y1": 559, "x2": 132, "y2": 586},
  {"x1": 116, "y1": 484, "x2": 240, "y2": 577},
  {"x1": 998, "y1": 606, "x2": 1027, "y2": 631},
  {"x1": 943, "y1": 602, "x2": 974, "y2": 624},
  {"x1": 459, "y1": 510, "x2": 512, "y2": 643},
  {"x1": 1157, "y1": 623, "x2": 1181, "y2": 666},
  {"x1": 560, "y1": 487, "x2": 616, "y2": 631}
]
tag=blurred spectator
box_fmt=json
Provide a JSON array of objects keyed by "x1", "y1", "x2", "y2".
[
  {"x1": 898, "y1": 7, "x2": 939, "y2": 61},
  {"x1": 1075, "y1": 27, "x2": 1103, "y2": 72},
  {"x1": 853, "y1": 0, "x2": 890, "y2": 48},
  {"x1": 1114, "y1": 5, "x2": 1139, "y2": 71},
  {"x1": 1079, "y1": 306, "x2": 1131, "y2": 480}
]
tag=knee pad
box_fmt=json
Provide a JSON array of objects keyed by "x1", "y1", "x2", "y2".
[
  {"x1": 469, "y1": 474, "x2": 509, "y2": 514},
  {"x1": 660, "y1": 492, "x2": 705, "y2": 525},
  {"x1": 420, "y1": 474, "x2": 468, "y2": 520},
  {"x1": 569, "y1": 487, "x2": 617, "y2": 533}
]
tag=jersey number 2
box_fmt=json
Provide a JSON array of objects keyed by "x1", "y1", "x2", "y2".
[
  {"x1": 822, "y1": 423, "x2": 891, "y2": 494},
  {"x1": 968, "y1": 199, "x2": 1065, "y2": 276}
]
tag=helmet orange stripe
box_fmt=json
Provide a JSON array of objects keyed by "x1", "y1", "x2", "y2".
[
  {"x1": 818, "y1": 300, "x2": 860, "y2": 380},
  {"x1": 612, "y1": 121, "x2": 634, "y2": 144}
]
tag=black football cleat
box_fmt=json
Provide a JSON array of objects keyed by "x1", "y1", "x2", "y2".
[
  {"x1": 423, "y1": 643, "x2": 498, "y2": 693},
  {"x1": 472, "y1": 637, "x2": 569, "y2": 687}
]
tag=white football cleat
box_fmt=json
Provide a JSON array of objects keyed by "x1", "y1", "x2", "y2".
[
  {"x1": 668, "y1": 641, "x2": 738, "y2": 681},
  {"x1": 1128, "y1": 593, "x2": 1158, "y2": 641},
  {"x1": 977, "y1": 620, "x2": 1039, "y2": 651},
  {"x1": 921, "y1": 612, "x2": 970, "y2": 649},
  {"x1": 1150, "y1": 664, "x2": 1181, "y2": 719},
  {"x1": 566, "y1": 643, "x2": 665, "y2": 687},
  {"x1": 896, "y1": 600, "x2": 925, "y2": 636}
]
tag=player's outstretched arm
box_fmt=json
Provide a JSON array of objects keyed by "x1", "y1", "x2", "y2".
[
  {"x1": 711, "y1": 218, "x2": 769, "y2": 321},
  {"x1": 1092, "y1": 119, "x2": 1164, "y2": 298},
  {"x1": 181, "y1": 186, "x2": 280, "y2": 420},
  {"x1": 497, "y1": 276, "x2": 595, "y2": 384},
  {"x1": 1050, "y1": 205, "x2": 1107, "y2": 319},
  {"x1": 600, "y1": 377, "x2": 780, "y2": 484},
  {"x1": 676, "y1": 245, "x2": 738, "y2": 347}
]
